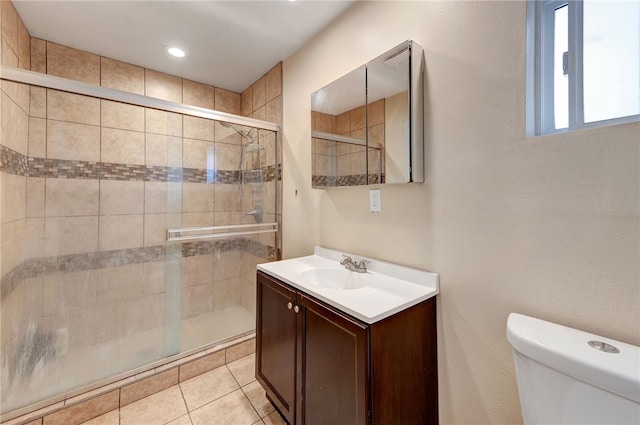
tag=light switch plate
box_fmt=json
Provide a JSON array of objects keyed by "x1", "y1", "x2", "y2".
[{"x1": 369, "y1": 189, "x2": 381, "y2": 212}]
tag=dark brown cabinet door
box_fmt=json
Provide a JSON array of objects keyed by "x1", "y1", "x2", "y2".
[
  {"x1": 300, "y1": 294, "x2": 369, "y2": 425},
  {"x1": 256, "y1": 272, "x2": 297, "y2": 424}
]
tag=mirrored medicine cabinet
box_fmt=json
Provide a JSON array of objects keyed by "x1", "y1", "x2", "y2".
[{"x1": 311, "y1": 40, "x2": 424, "y2": 188}]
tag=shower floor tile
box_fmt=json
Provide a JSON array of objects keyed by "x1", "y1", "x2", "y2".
[{"x1": 79, "y1": 354, "x2": 286, "y2": 425}]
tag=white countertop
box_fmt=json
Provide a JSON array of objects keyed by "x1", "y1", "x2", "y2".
[{"x1": 257, "y1": 246, "x2": 439, "y2": 324}]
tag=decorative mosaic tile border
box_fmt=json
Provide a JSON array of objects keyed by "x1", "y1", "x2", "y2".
[
  {"x1": 312, "y1": 173, "x2": 385, "y2": 187},
  {"x1": 0, "y1": 238, "x2": 280, "y2": 300},
  {"x1": 0, "y1": 145, "x2": 278, "y2": 184}
]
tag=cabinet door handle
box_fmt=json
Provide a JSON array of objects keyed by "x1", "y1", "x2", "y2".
[
  {"x1": 294, "y1": 305, "x2": 300, "y2": 313},
  {"x1": 287, "y1": 302, "x2": 293, "y2": 310}
]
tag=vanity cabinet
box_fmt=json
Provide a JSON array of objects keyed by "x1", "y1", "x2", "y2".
[{"x1": 256, "y1": 270, "x2": 438, "y2": 425}]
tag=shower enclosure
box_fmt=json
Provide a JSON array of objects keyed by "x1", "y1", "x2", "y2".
[{"x1": 0, "y1": 66, "x2": 280, "y2": 417}]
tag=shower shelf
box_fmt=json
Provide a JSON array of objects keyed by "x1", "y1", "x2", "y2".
[{"x1": 166, "y1": 222, "x2": 278, "y2": 242}]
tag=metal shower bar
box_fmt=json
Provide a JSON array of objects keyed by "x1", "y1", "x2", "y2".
[
  {"x1": 167, "y1": 222, "x2": 278, "y2": 242},
  {"x1": 0, "y1": 65, "x2": 280, "y2": 132}
]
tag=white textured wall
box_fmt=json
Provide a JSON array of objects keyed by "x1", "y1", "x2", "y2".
[{"x1": 282, "y1": 1, "x2": 640, "y2": 424}]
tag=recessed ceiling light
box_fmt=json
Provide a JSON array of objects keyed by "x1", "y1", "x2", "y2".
[{"x1": 166, "y1": 47, "x2": 186, "y2": 58}]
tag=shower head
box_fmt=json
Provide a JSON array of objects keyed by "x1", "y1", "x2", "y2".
[{"x1": 220, "y1": 121, "x2": 255, "y2": 140}]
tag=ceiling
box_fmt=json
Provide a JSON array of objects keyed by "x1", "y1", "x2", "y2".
[{"x1": 14, "y1": 0, "x2": 355, "y2": 93}]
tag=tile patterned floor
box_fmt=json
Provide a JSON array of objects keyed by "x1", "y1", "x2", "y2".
[{"x1": 78, "y1": 354, "x2": 286, "y2": 425}]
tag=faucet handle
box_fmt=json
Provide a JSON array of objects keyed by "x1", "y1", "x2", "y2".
[
  {"x1": 340, "y1": 254, "x2": 353, "y2": 265},
  {"x1": 355, "y1": 259, "x2": 371, "y2": 271}
]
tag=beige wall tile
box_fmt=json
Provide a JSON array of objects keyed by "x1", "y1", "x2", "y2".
[
  {"x1": 24, "y1": 217, "x2": 44, "y2": 259},
  {"x1": 167, "y1": 135, "x2": 184, "y2": 167},
  {"x1": 368, "y1": 99, "x2": 385, "y2": 126},
  {"x1": 214, "y1": 122, "x2": 242, "y2": 145},
  {"x1": 98, "y1": 214, "x2": 143, "y2": 251},
  {"x1": 101, "y1": 128, "x2": 145, "y2": 165},
  {"x1": 145, "y1": 133, "x2": 167, "y2": 166},
  {"x1": 225, "y1": 339, "x2": 255, "y2": 363},
  {"x1": 369, "y1": 123, "x2": 384, "y2": 147},
  {"x1": 181, "y1": 283, "x2": 214, "y2": 319},
  {"x1": 336, "y1": 112, "x2": 350, "y2": 135},
  {"x1": 212, "y1": 250, "x2": 241, "y2": 281},
  {"x1": 47, "y1": 120, "x2": 100, "y2": 162},
  {"x1": 214, "y1": 142, "x2": 241, "y2": 171},
  {"x1": 1, "y1": 92, "x2": 29, "y2": 155},
  {"x1": 46, "y1": 42, "x2": 100, "y2": 85},
  {"x1": 351, "y1": 151, "x2": 366, "y2": 175},
  {"x1": 350, "y1": 105, "x2": 366, "y2": 131},
  {"x1": 182, "y1": 212, "x2": 214, "y2": 228},
  {"x1": 142, "y1": 260, "x2": 166, "y2": 295},
  {"x1": 179, "y1": 350, "x2": 225, "y2": 382},
  {"x1": 241, "y1": 86, "x2": 252, "y2": 116},
  {"x1": 265, "y1": 63, "x2": 282, "y2": 103},
  {"x1": 30, "y1": 37, "x2": 46, "y2": 73},
  {"x1": 44, "y1": 216, "x2": 99, "y2": 257},
  {"x1": 265, "y1": 96, "x2": 282, "y2": 126},
  {"x1": 26, "y1": 177, "x2": 45, "y2": 217},
  {"x1": 2, "y1": 37, "x2": 18, "y2": 67},
  {"x1": 16, "y1": 14, "x2": 30, "y2": 70},
  {"x1": 1, "y1": 219, "x2": 25, "y2": 272},
  {"x1": 182, "y1": 183, "x2": 213, "y2": 213},
  {"x1": 42, "y1": 270, "x2": 99, "y2": 316},
  {"x1": 101, "y1": 100, "x2": 144, "y2": 132},
  {"x1": 100, "y1": 180, "x2": 144, "y2": 215},
  {"x1": 145, "y1": 69, "x2": 182, "y2": 104},
  {"x1": 143, "y1": 213, "x2": 180, "y2": 246},
  {"x1": 116, "y1": 293, "x2": 165, "y2": 336},
  {"x1": 183, "y1": 116, "x2": 214, "y2": 142},
  {"x1": 120, "y1": 368, "x2": 178, "y2": 407},
  {"x1": 212, "y1": 277, "x2": 242, "y2": 310},
  {"x1": 100, "y1": 57, "x2": 144, "y2": 95},
  {"x1": 252, "y1": 77, "x2": 266, "y2": 110},
  {"x1": 167, "y1": 112, "x2": 183, "y2": 137},
  {"x1": 28, "y1": 117, "x2": 45, "y2": 158},
  {"x1": 213, "y1": 184, "x2": 242, "y2": 212},
  {"x1": 45, "y1": 178, "x2": 99, "y2": 217},
  {"x1": 97, "y1": 263, "x2": 144, "y2": 303},
  {"x1": 183, "y1": 79, "x2": 214, "y2": 109},
  {"x1": 214, "y1": 88, "x2": 241, "y2": 115},
  {"x1": 252, "y1": 105, "x2": 265, "y2": 121},
  {"x1": 29, "y1": 85, "x2": 46, "y2": 118},
  {"x1": 1, "y1": 1, "x2": 18, "y2": 57},
  {"x1": 145, "y1": 108, "x2": 169, "y2": 135},
  {"x1": 182, "y1": 254, "x2": 213, "y2": 287},
  {"x1": 183, "y1": 138, "x2": 214, "y2": 170},
  {"x1": 2, "y1": 79, "x2": 30, "y2": 114},
  {"x1": 1, "y1": 172, "x2": 25, "y2": 223},
  {"x1": 145, "y1": 181, "x2": 182, "y2": 214},
  {"x1": 43, "y1": 390, "x2": 118, "y2": 425},
  {"x1": 47, "y1": 90, "x2": 100, "y2": 125}
]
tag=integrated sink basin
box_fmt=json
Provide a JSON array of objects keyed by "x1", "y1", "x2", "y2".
[
  {"x1": 297, "y1": 267, "x2": 369, "y2": 290},
  {"x1": 257, "y1": 246, "x2": 439, "y2": 323}
]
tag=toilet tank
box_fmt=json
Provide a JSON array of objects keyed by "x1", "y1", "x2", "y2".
[{"x1": 507, "y1": 313, "x2": 640, "y2": 425}]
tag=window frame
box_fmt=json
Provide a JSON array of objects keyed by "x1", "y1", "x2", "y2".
[{"x1": 528, "y1": 0, "x2": 640, "y2": 136}]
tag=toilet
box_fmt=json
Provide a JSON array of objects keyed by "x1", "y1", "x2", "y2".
[{"x1": 507, "y1": 313, "x2": 640, "y2": 424}]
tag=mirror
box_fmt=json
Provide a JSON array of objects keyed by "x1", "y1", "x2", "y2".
[
  {"x1": 311, "y1": 40, "x2": 424, "y2": 188},
  {"x1": 311, "y1": 65, "x2": 367, "y2": 187}
]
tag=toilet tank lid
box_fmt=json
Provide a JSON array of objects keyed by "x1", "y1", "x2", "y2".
[{"x1": 507, "y1": 313, "x2": 640, "y2": 403}]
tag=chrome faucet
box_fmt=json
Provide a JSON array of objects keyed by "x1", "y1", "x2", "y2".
[{"x1": 340, "y1": 254, "x2": 370, "y2": 273}]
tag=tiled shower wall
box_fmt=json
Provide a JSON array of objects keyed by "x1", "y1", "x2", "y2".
[{"x1": 0, "y1": 0, "x2": 282, "y2": 416}]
